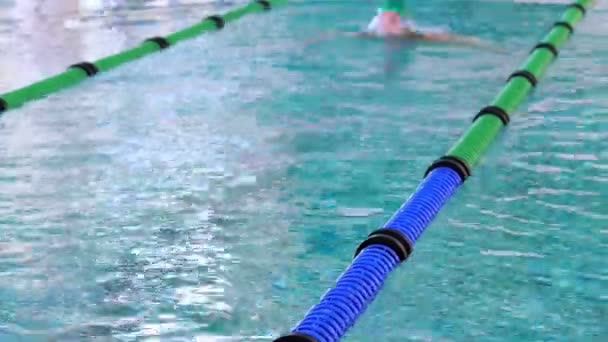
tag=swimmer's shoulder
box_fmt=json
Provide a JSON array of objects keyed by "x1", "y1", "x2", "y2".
[{"x1": 399, "y1": 29, "x2": 425, "y2": 40}]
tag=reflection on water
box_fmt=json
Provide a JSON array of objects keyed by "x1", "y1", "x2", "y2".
[{"x1": 0, "y1": 0, "x2": 235, "y2": 90}]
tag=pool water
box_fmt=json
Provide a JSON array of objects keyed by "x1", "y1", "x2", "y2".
[{"x1": 0, "y1": 0, "x2": 606, "y2": 341}]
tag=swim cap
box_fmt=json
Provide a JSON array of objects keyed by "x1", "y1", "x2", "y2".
[{"x1": 381, "y1": 0, "x2": 407, "y2": 15}]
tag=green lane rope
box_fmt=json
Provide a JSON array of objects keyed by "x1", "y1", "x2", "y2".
[
  {"x1": 0, "y1": 0, "x2": 285, "y2": 114},
  {"x1": 445, "y1": 0, "x2": 591, "y2": 170}
]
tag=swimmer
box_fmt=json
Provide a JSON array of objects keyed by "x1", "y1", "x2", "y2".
[
  {"x1": 362, "y1": 1, "x2": 498, "y2": 49},
  {"x1": 306, "y1": 0, "x2": 505, "y2": 53}
]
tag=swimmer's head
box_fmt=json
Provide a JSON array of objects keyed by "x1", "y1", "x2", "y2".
[
  {"x1": 375, "y1": 10, "x2": 402, "y2": 35},
  {"x1": 368, "y1": 0, "x2": 412, "y2": 35},
  {"x1": 380, "y1": 11, "x2": 401, "y2": 25}
]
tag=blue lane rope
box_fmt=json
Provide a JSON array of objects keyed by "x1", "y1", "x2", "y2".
[
  {"x1": 275, "y1": 167, "x2": 463, "y2": 342},
  {"x1": 294, "y1": 245, "x2": 400, "y2": 342},
  {"x1": 382, "y1": 167, "x2": 462, "y2": 244}
]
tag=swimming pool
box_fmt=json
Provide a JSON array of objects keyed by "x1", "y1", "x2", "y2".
[{"x1": 0, "y1": 0, "x2": 606, "y2": 341}]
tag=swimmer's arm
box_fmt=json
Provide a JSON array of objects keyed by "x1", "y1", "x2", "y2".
[
  {"x1": 413, "y1": 31, "x2": 507, "y2": 53},
  {"x1": 345, "y1": 31, "x2": 377, "y2": 40}
]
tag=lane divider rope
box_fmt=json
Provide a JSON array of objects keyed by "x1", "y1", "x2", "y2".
[
  {"x1": 274, "y1": 1, "x2": 592, "y2": 341},
  {"x1": 144, "y1": 36, "x2": 171, "y2": 50},
  {"x1": 68, "y1": 62, "x2": 100, "y2": 77},
  {"x1": 0, "y1": 0, "x2": 286, "y2": 114},
  {"x1": 472, "y1": 105, "x2": 510, "y2": 125}
]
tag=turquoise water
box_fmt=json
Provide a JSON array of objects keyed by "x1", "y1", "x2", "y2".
[{"x1": 1, "y1": 0, "x2": 607, "y2": 341}]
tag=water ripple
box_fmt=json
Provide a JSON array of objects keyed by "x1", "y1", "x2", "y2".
[{"x1": 0, "y1": 0, "x2": 606, "y2": 341}]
